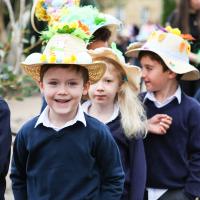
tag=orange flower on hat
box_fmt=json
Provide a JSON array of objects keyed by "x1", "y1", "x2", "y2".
[
  {"x1": 179, "y1": 42, "x2": 186, "y2": 53},
  {"x1": 78, "y1": 21, "x2": 90, "y2": 35}
]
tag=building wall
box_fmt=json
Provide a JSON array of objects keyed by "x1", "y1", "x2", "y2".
[{"x1": 104, "y1": 0, "x2": 163, "y2": 26}]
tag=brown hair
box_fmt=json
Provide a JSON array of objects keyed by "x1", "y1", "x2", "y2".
[
  {"x1": 138, "y1": 51, "x2": 169, "y2": 71},
  {"x1": 89, "y1": 27, "x2": 111, "y2": 43},
  {"x1": 40, "y1": 64, "x2": 89, "y2": 83},
  {"x1": 138, "y1": 51, "x2": 182, "y2": 81}
]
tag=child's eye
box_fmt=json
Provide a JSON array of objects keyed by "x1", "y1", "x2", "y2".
[
  {"x1": 48, "y1": 81, "x2": 57, "y2": 85},
  {"x1": 104, "y1": 79, "x2": 112, "y2": 83},
  {"x1": 146, "y1": 66, "x2": 152, "y2": 71},
  {"x1": 67, "y1": 81, "x2": 78, "y2": 87}
]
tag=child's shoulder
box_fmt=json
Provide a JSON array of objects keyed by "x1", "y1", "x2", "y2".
[
  {"x1": 84, "y1": 114, "x2": 111, "y2": 137},
  {"x1": 182, "y1": 93, "x2": 200, "y2": 109},
  {"x1": 84, "y1": 113, "x2": 108, "y2": 130},
  {"x1": 18, "y1": 115, "x2": 40, "y2": 136},
  {"x1": 0, "y1": 97, "x2": 10, "y2": 112}
]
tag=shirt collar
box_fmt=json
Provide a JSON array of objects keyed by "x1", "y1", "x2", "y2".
[
  {"x1": 143, "y1": 86, "x2": 181, "y2": 108},
  {"x1": 35, "y1": 104, "x2": 86, "y2": 131},
  {"x1": 82, "y1": 100, "x2": 119, "y2": 124}
]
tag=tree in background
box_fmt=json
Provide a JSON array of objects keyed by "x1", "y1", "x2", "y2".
[
  {"x1": 80, "y1": 0, "x2": 98, "y2": 7},
  {"x1": 161, "y1": 0, "x2": 176, "y2": 25}
]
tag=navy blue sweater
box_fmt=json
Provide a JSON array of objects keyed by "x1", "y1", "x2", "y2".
[
  {"x1": 107, "y1": 115, "x2": 146, "y2": 200},
  {"x1": 143, "y1": 92, "x2": 200, "y2": 198},
  {"x1": 0, "y1": 98, "x2": 11, "y2": 200},
  {"x1": 11, "y1": 114, "x2": 124, "y2": 200}
]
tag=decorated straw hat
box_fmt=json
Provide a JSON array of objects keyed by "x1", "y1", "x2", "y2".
[
  {"x1": 21, "y1": 34, "x2": 106, "y2": 84},
  {"x1": 31, "y1": 0, "x2": 121, "y2": 43},
  {"x1": 88, "y1": 44, "x2": 141, "y2": 92},
  {"x1": 126, "y1": 26, "x2": 200, "y2": 81}
]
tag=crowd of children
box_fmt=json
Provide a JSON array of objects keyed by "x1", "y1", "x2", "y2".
[{"x1": 1, "y1": 0, "x2": 200, "y2": 200}]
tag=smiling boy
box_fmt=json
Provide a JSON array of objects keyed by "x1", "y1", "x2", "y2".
[{"x1": 10, "y1": 34, "x2": 124, "y2": 200}]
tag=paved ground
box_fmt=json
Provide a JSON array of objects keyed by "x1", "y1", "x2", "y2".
[{"x1": 5, "y1": 94, "x2": 41, "y2": 199}]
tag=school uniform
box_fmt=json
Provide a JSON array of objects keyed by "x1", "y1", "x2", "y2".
[
  {"x1": 141, "y1": 87, "x2": 200, "y2": 200},
  {"x1": 11, "y1": 105, "x2": 124, "y2": 200},
  {"x1": 83, "y1": 101, "x2": 146, "y2": 200},
  {"x1": 0, "y1": 98, "x2": 11, "y2": 200}
]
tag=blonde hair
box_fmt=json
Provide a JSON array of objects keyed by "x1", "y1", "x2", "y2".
[{"x1": 105, "y1": 58, "x2": 148, "y2": 138}]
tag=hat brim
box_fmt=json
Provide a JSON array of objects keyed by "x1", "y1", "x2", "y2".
[
  {"x1": 21, "y1": 62, "x2": 106, "y2": 84},
  {"x1": 89, "y1": 48, "x2": 141, "y2": 91},
  {"x1": 126, "y1": 48, "x2": 200, "y2": 81}
]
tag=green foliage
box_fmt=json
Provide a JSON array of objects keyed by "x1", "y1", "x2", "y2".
[
  {"x1": 0, "y1": 64, "x2": 39, "y2": 100},
  {"x1": 161, "y1": 0, "x2": 176, "y2": 25}
]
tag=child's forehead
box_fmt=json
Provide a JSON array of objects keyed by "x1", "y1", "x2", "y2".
[{"x1": 43, "y1": 65, "x2": 85, "y2": 77}]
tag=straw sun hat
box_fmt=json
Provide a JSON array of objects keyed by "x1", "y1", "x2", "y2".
[
  {"x1": 126, "y1": 26, "x2": 200, "y2": 81},
  {"x1": 22, "y1": 34, "x2": 106, "y2": 84},
  {"x1": 89, "y1": 46, "x2": 141, "y2": 92}
]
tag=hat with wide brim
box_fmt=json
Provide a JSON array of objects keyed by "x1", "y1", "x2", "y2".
[
  {"x1": 89, "y1": 47, "x2": 141, "y2": 92},
  {"x1": 21, "y1": 34, "x2": 106, "y2": 84},
  {"x1": 126, "y1": 30, "x2": 200, "y2": 81}
]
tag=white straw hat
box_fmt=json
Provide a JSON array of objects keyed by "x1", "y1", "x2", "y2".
[
  {"x1": 126, "y1": 27, "x2": 200, "y2": 81},
  {"x1": 22, "y1": 34, "x2": 106, "y2": 84},
  {"x1": 89, "y1": 47, "x2": 141, "y2": 92}
]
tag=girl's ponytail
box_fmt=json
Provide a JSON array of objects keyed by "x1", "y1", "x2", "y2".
[{"x1": 118, "y1": 80, "x2": 147, "y2": 138}]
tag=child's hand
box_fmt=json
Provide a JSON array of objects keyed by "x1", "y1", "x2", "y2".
[{"x1": 147, "y1": 114, "x2": 172, "y2": 135}]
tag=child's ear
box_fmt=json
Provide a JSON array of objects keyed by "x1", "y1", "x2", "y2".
[
  {"x1": 83, "y1": 82, "x2": 90, "y2": 96},
  {"x1": 39, "y1": 81, "x2": 44, "y2": 94},
  {"x1": 168, "y1": 70, "x2": 177, "y2": 79}
]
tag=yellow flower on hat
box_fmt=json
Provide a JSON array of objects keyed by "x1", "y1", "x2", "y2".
[
  {"x1": 69, "y1": 22, "x2": 79, "y2": 29},
  {"x1": 49, "y1": 55, "x2": 56, "y2": 63},
  {"x1": 186, "y1": 44, "x2": 191, "y2": 55},
  {"x1": 158, "y1": 33, "x2": 166, "y2": 42},
  {"x1": 40, "y1": 54, "x2": 47, "y2": 62},
  {"x1": 63, "y1": 55, "x2": 77, "y2": 63},
  {"x1": 148, "y1": 31, "x2": 157, "y2": 41},
  {"x1": 71, "y1": 55, "x2": 77, "y2": 63},
  {"x1": 165, "y1": 26, "x2": 181, "y2": 36},
  {"x1": 63, "y1": 56, "x2": 71, "y2": 63}
]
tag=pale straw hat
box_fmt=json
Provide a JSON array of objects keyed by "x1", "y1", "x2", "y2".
[
  {"x1": 21, "y1": 34, "x2": 106, "y2": 84},
  {"x1": 89, "y1": 47, "x2": 141, "y2": 92},
  {"x1": 126, "y1": 27, "x2": 200, "y2": 81}
]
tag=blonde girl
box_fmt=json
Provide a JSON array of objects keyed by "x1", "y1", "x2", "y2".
[{"x1": 82, "y1": 47, "x2": 147, "y2": 200}]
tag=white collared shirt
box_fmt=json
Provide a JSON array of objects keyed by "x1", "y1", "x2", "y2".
[
  {"x1": 147, "y1": 188, "x2": 167, "y2": 200},
  {"x1": 82, "y1": 100, "x2": 119, "y2": 124},
  {"x1": 35, "y1": 104, "x2": 86, "y2": 131},
  {"x1": 144, "y1": 86, "x2": 181, "y2": 108}
]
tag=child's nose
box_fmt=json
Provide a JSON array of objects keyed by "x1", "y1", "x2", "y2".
[
  {"x1": 141, "y1": 70, "x2": 146, "y2": 78},
  {"x1": 96, "y1": 81, "x2": 104, "y2": 91},
  {"x1": 58, "y1": 85, "x2": 68, "y2": 94}
]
